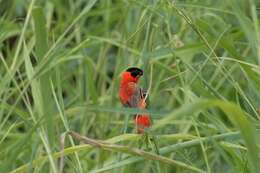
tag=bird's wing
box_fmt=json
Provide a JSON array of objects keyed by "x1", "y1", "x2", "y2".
[{"x1": 124, "y1": 82, "x2": 144, "y2": 108}]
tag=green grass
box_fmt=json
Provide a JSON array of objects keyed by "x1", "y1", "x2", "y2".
[{"x1": 0, "y1": 0, "x2": 260, "y2": 172}]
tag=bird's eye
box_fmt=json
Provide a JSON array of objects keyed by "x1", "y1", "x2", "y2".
[{"x1": 131, "y1": 71, "x2": 139, "y2": 77}]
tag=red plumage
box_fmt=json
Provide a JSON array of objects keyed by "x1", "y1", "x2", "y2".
[
  {"x1": 134, "y1": 114, "x2": 151, "y2": 134},
  {"x1": 119, "y1": 71, "x2": 139, "y2": 106}
]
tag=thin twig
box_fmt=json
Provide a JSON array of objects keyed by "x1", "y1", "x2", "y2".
[{"x1": 144, "y1": 63, "x2": 153, "y2": 102}]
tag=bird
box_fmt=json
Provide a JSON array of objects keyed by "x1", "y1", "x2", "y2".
[
  {"x1": 119, "y1": 67, "x2": 151, "y2": 133},
  {"x1": 119, "y1": 67, "x2": 143, "y2": 107}
]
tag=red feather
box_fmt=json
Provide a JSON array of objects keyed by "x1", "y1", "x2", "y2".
[
  {"x1": 119, "y1": 71, "x2": 140, "y2": 106},
  {"x1": 134, "y1": 114, "x2": 151, "y2": 134}
]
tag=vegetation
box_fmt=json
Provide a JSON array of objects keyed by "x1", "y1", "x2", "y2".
[{"x1": 0, "y1": 0, "x2": 260, "y2": 172}]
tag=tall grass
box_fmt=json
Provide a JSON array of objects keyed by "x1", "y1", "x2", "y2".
[{"x1": 0, "y1": 0, "x2": 260, "y2": 173}]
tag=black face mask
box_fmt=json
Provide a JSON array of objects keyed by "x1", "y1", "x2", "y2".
[{"x1": 126, "y1": 67, "x2": 143, "y2": 78}]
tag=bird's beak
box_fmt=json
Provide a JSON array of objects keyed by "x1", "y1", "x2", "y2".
[{"x1": 137, "y1": 74, "x2": 142, "y2": 78}]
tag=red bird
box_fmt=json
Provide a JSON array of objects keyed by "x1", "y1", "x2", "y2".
[
  {"x1": 119, "y1": 67, "x2": 143, "y2": 107},
  {"x1": 119, "y1": 67, "x2": 151, "y2": 133}
]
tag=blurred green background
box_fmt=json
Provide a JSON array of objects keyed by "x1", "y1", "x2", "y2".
[{"x1": 0, "y1": 0, "x2": 260, "y2": 173}]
